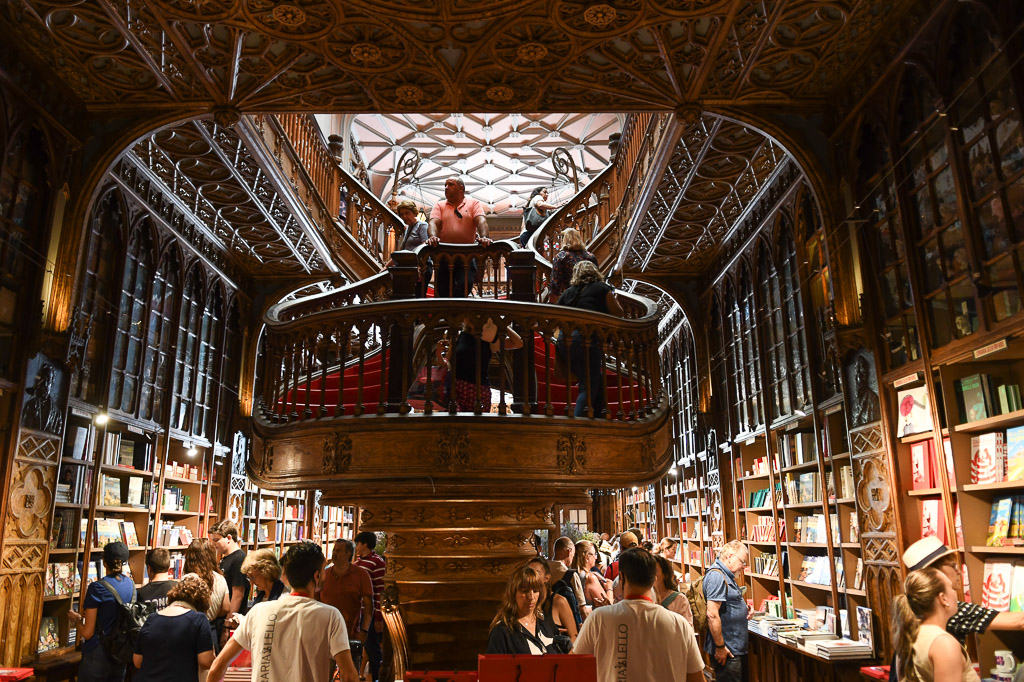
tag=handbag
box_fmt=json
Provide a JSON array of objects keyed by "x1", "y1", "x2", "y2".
[{"x1": 523, "y1": 206, "x2": 546, "y2": 233}]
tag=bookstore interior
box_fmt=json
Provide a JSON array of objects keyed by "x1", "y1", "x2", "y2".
[{"x1": 2, "y1": 1, "x2": 1024, "y2": 680}]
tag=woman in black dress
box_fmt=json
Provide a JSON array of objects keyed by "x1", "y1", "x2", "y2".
[
  {"x1": 133, "y1": 573, "x2": 215, "y2": 681},
  {"x1": 486, "y1": 565, "x2": 561, "y2": 654}
]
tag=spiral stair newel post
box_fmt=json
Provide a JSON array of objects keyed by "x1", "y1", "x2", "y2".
[{"x1": 508, "y1": 249, "x2": 537, "y2": 414}]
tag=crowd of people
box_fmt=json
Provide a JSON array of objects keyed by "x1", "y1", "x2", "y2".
[{"x1": 70, "y1": 525, "x2": 388, "y2": 682}]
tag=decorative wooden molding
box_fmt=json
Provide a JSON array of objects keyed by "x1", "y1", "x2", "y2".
[
  {"x1": 322, "y1": 433, "x2": 353, "y2": 475},
  {"x1": 435, "y1": 429, "x2": 470, "y2": 472},
  {"x1": 556, "y1": 432, "x2": 587, "y2": 475}
]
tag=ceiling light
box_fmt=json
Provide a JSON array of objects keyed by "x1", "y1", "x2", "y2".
[
  {"x1": 186, "y1": 442, "x2": 198, "y2": 457},
  {"x1": 454, "y1": 131, "x2": 466, "y2": 139},
  {"x1": 549, "y1": 131, "x2": 561, "y2": 138},
  {"x1": 482, "y1": 125, "x2": 492, "y2": 134},
  {"x1": 445, "y1": 145, "x2": 455, "y2": 153},
  {"x1": 414, "y1": 131, "x2": 426, "y2": 139},
  {"x1": 94, "y1": 411, "x2": 109, "y2": 426},
  {"x1": 510, "y1": 131, "x2": 521, "y2": 139}
]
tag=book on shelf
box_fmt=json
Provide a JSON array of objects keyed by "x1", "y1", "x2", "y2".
[
  {"x1": 118, "y1": 440, "x2": 135, "y2": 467},
  {"x1": 956, "y1": 374, "x2": 998, "y2": 423},
  {"x1": 838, "y1": 465, "x2": 855, "y2": 499},
  {"x1": 971, "y1": 432, "x2": 1005, "y2": 484},
  {"x1": 982, "y1": 560, "x2": 1012, "y2": 611},
  {"x1": 95, "y1": 518, "x2": 123, "y2": 548},
  {"x1": 37, "y1": 616, "x2": 59, "y2": 653},
  {"x1": 1008, "y1": 425, "x2": 1024, "y2": 482},
  {"x1": 67, "y1": 425, "x2": 89, "y2": 460},
  {"x1": 125, "y1": 476, "x2": 144, "y2": 507},
  {"x1": 1010, "y1": 564, "x2": 1024, "y2": 612},
  {"x1": 856, "y1": 606, "x2": 874, "y2": 654},
  {"x1": 954, "y1": 503, "x2": 964, "y2": 548},
  {"x1": 49, "y1": 513, "x2": 63, "y2": 549},
  {"x1": 849, "y1": 514, "x2": 859, "y2": 543},
  {"x1": 998, "y1": 384, "x2": 1023, "y2": 414},
  {"x1": 853, "y1": 558, "x2": 864, "y2": 590},
  {"x1": 942, "y1": 438, "x2": 955, "y2": 488},
  {"x1": 102, "y1": 431, "x2": 121, "y2": 467},
  {"x1": 920, "y1": 499, "x2": 946, "y2": 544},
  {"x1": 910, "y1": 441, "x2": 933, "y2": 489},
  {"x1": 897, "y1": 385, "x2": 931, "y2": 436},
  {"x1": 100, "y1": 474, "x2": 121, "y2": 506},
  {"x1": 120, "y1": 520, "x2": 139, "y2": 547},
  {"x1": 986, "y1": 496, "x2": 1014, "y2": 546}
]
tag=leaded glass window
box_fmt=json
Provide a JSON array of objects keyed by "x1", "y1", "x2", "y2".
[
  {"x1": 139, "y1": 249, "x2": 179, "y2": 423},
  {"x1": 109, "y1": 223, "x2": 152, "y2": 415},
  {"x1": 759, "y1": 243, "x2": 790, "y2": 420},
  {"x1": 171, "y1": 269, "x2": 204, "y2": 432},
  {"x1": 739, "y1": 266, "x2": 762, "y2": 429},
  {"x1": 192, "y1": 285, "x2": 223, "y2": 439},
  {"x1": 780, "y1": 226, "x2": 812, "y2": 408}
]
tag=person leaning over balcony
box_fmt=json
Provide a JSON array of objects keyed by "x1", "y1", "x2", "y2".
[
  {"x1": 385, "y1": 199, "x2": 431, "y2": 298},
  {"x1": 426, "y1": 176, "x2": 491, "y2": 297},
  {"x1": 450, "y1": 316, "x2": 523, "y2": 413},
  {"x1": 548, "y1": 228, "x2": 597, "y2": 302},
  {"x1": 520, "y1": 187, "x2": 560, "y2": 248},
  {"x1": 556, "y1": 260, "x2": 624, "y2": 418}
]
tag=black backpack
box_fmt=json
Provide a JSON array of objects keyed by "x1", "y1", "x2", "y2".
[{"x1": 98, "y1": 578, "x2": 156, "y2": 665}]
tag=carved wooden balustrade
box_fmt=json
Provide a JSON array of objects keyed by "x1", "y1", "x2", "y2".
[
  {"x1": 250, "y1": 113, "x2": 404, "y2": 280},
  {"x1": 528, "y1": 113, "x2": 673, "y2": 290}
]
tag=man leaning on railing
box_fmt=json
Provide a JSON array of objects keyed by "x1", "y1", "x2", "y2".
[{"x1": 426, "y1": 176, "x2": 491, "y2": 297}]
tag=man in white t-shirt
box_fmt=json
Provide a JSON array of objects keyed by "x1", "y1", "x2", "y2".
[
  {"x1": 573, "y1": 548, "x2": 704, "y2": 682},
  {"x1": 208, "y1": 541, "x2": 359, "y2": 682}
]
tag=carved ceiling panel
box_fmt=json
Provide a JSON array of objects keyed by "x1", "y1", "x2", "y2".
[
  {"x1": 129, "y1": 120, "x2": 330, "y2": 277},
  {"x1": 625, "y1": 114, "x2": 789, "y2": 275},
  {"x1": 0, "y1": 0, "x2": 918, "y2": 113}
]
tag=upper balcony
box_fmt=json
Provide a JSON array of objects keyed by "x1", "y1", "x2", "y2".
[{"x1": 247, "y1": 112, "x2": 679, "y2": 496}]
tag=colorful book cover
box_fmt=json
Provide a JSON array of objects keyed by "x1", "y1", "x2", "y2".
[
  {"x1": 1008, "y1": 426, "x2": 1024, "y2": 481},
  {"x1": 44, "y1": 563, "x2": 54, "y2": 597},
  {"x1": 127, "y1": 477, "x2": 143, "y2": 507},
  {"x1": 37, "y1": 616, "x2": 59, "y2": 653},
  {"x1": 100, "y1": 475, "x2": 121, "y2": 507},
  {"x1": 911, "y1": 442, "x2": 932, "y2": 489},
  {"x1": 982, "y1": 560, "x2": 1012, "y2": 610},
  {"x1": 117, "y1": 439, "x2": 135, "y2": 467},
  {"x1": 972, "y1": 432, "x2": 1004, "y2": 484},
  {"x1": 856, "y1": 606, "x2": 874, "y2": 653},
  {"x1": 897, "y1": 386, "x2": 931, "y2": 436},
  {"x1": 957, "y1": 374, "x2": 991, "y2": 423},
  {"x1": 54, "y1": 563, "x2": 74, "y2": 595},
  {"x1": 95, "y1": 518, "x2": 122, "y2": 549},
  {"x1": 1010, "y1": 563, "x2": 1024, "y2": 612},
  {"x1": 954, "y1": 503, "x2": 964, "y2": 548},
  {"x1": 987, "y1": 497, "x2": 1013, "y2": 546},
  {"x1": 921, "y1": 499, "x2": 945, "y2": 543},
  {"x1": 854, "y1": 558, "x2": 864, "y2": 590},
  {"x1": 120, "y1": 520, "x2": 139, "y2": 548}
]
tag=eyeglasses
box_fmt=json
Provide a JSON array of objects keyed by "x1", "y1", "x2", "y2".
[{"x1": 454, "y1": 207, "x2": 463, "y2": 219}]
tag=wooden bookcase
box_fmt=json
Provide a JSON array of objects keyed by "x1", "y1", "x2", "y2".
[
  {"x1": 41, "y1": 401, "x2": 227, "y2": 658},
  {"x1": 237, "y1": 481, "x2": 309, "y2": 556},
  {"x1": 884, "y1": 335, "x2": 1024, "y2": 673}
]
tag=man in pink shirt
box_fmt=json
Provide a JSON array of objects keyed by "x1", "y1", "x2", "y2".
[{"x1": 427, "y1": 176, "x2": 491, "y2": 296}]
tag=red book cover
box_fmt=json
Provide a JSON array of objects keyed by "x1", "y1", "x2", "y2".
[
  {"x1": 920, "y1": 499, "x2": 946, "y2": 543},
  {"x1": 911, "y1": 442, "x2": 933, "y2": 489}
]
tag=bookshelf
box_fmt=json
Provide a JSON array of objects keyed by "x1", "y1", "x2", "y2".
[
  {"x1": 237, "y1": 478, "x2": 310, "y2": 555},
  {"x1": 42, "y1": 403, "x2": 229, "y2": 657},
  {"x1": 623, "y1": 484, "x2": 657, "y2": 542},
  {"x1": 886, "y1": 336, "x2": 1024, "y2": 673},
  {"x1": 314, "y1": 501, "x2": 359, "y2": 555}
]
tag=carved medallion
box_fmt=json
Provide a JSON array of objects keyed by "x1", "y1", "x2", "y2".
[
  {"x1": 323, "y1": 433, "x2": 353, "y2": 474},
  {"x1": 556, "y1": 432, "x2": 587, "y2": 474},
  {"x1": 856, "y1": 455, "x2": 891, "y2": 532},
  {"x1": 436, "y1": 428, "x2": 470, "y2": 472},
  {"x1": 7, "y1": 464, "x2": 53, "y2": 539}
]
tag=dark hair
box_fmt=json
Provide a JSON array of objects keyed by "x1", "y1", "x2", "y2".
[
  {"x1": 618, "y1": 548, "x2": 657, "y2": 590},
  {"x1": 333, "y1": 539, "x2": 355, "y2": 561},
  {"x1": 529, "y1": 187, "x2": 545, "y2": 200},
  {"x1": 168, "y1": 573, "x2": 211, "y2": 614},
  {"x1": 527, "y1": 557, "x2": 550, "y2": 577},
  {"x1": 145, "y1": 548, "x2": 171, "y2": 574},
  {"x1": 354, "y1": 531, "x2": 377, "y2": 550},
  {"x1": 654, "y1": 555, "x2": 678, "y2": 591},
  {"x1": 281, "y1": 541, "x2": 325, "y2": 589},
  {"x1": 210, "y1": 520, "x2": 239, "y2": 542}
]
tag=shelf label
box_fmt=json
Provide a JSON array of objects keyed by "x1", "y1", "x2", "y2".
[
  {"x1": 126, "y1": 425, "x2": 144, "y2": 435},
  {"x1": 71, "y1": 407, "x2": 90, "y2": 418},
  {"x1": 893, "y1": 372, "x2": 921, "y2": 388},
  {"x1": 785, "y1": 420, "x2": 800, "y2": 431},
  {"x1": 973, "y1": 338, "x2": 1008, "y2": 359}
]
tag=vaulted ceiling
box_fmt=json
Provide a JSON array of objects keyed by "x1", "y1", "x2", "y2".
[
  {"x1": 1, "y1": 0, "x2": 918, "y2": 281},
  {"x1": 2, "y1": 0, "x2": 916, "y2": 114}
]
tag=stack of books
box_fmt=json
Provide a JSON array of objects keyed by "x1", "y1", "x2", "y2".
[{"x1": 815, "y1": 639, "x2": 873, "y2": 660}]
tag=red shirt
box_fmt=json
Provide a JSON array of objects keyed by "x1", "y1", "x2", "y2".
[
  {"x1": 354, "y1": 551, "x2": 386, "y2": 616},
  {"x1": 319, "y1": 562, "x2": 372, "y2": 639},
  {"x1": 429, "y1": 197, "x2": 484, "y2": 244}
]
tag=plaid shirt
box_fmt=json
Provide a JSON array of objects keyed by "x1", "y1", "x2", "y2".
[{"x1": 550, "y1": 249, "x2": 597, "y2": 300}]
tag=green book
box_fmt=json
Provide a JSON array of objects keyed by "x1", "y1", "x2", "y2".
[{"x1": 957, "y1": 374, "x2": 990, "y2": 423}]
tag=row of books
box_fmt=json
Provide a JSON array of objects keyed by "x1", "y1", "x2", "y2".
[
  {"x1": 910, "y1": 438, "x2": 956, "y2": 489},
  {"x1": 283, "y1": 504, "x2": 306, "y2": 520},
  {"x1": 954, "y1": 373, "x2": 1022, "y2": 423},
  {"x1": 50, "y1": 508, "x2": 79, "y2": 549},
  {"x1": 56, "y1": 461, "x2": 92, "y2": 504},
  {"x1": 99, "y1": 431, "x2": 153, "y2": 470},
  {"x1": 749, "y1": 516, "x2": 784, "y2": 542},
  {"x1": 163, "y1": 486, "x2": 198, "y2": 512},
  {"x1": 795, "y1": 555, "x2": 839, "y2": 586},
  {"x1": 980, "y1": 559, "x2": 1024, "y2": 611},
  {"x1": 835, "y1": 465, "x2": 854, "y2": 499},
  {"x1": 971, "y1": 429, "x2": 1024, "y2": 484},
  {"x1": 282, "y1": 523, "x2": 307, "y2": 542},
  {"x1": 779, "y1": 432, "x2": 817, "y2": 468},
  {"x1": 156, "y1": 460, "x2": 204, "y2": 481},
  {"x1": 43, "y1": 562, "x2": 80, "y2": 596},
  {"x1": 792, "y1": 514, "x2": 841, "y2": 545},
  {"x1": 785, "y1": 471, "x2": 821, "y2": 505},
  {"x1": 95, "y1": 517, "x2": 141, "y2": 548},
  {"x1": 100, "y1": 474, "x2": 154, "y2": 508},
  {"x1": 986, "y1": 495, "x2": 1024, "y2": 546},
  {"x1": 747, "y1": 484, "x2": 782, "y2": 508},
  {"x1": 747, "y1": 455, "x2": 772, "y2": 477},
  {"x1": 156, "y1": 521, "x2": 195, "y2": 547},
  {"x1": 754, "y1": 552, "x2": 779, "y2": 576}
]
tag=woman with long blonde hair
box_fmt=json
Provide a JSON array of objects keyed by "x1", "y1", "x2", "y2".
[
  {"x1": 891, "y1": 568, "x2": 979, "y2": 682},
  {"x1": 548, "y1": 227, "x2": 597, "y2": 302},
  {"x1": 486, "y1": 564, "x2": 561, "y2": 654}
]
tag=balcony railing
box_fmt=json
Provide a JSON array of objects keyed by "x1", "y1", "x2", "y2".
[{"x1": 256, "y1": 243, "x2": 661, "y2": 426}]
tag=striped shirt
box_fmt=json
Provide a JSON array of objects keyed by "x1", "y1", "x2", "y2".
[{"x1": 354, "y1": 551, "x2": 387, "y2": 615}]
